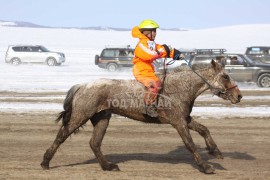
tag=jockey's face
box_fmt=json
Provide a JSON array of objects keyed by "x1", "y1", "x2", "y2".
[{"x1": 142, "y1": 29, "x2": 156, "y2": 41}]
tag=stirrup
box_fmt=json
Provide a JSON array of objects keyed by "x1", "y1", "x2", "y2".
[{"x1": 145, "y1": 104, "x2": 158, "y2": 118}]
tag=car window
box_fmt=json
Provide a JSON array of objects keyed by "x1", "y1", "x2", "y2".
[
  {"x1": 247, "y1": 47, "x2": 270, "y2": 55},
  {"x1": 21, "y1": 46, "x2": 32, "y2": 52},
  {"x1": 118, "y1": 50, "x2": 134, "y2": 57},
  {"x1": 236, "y1": 56, "x2": 245, "y2": 65},
  {"x1": 119, "y1": 50, "x2": 127, "y2": 57},
  {"x1": 40, "y1": 46, "x2": 50, "y2": 52},
  {"x1": 12, "y1": 47, "x2": 22, "y2": 52},
  {"x1": 102, "y1": 49, "x2": 117, "y2": 57},
  {"x1": 227, "y1": 56, "x2": 244, "y2": 65},
  {"x1": 251, "y1": 47, "x2": 261, "y2": 54},
  {"x1": 31, "y1": 46, "x2": 40, "y2": 52},
  {"x1": 127, "y1": 50, "x2": 134, "y2": 57}
]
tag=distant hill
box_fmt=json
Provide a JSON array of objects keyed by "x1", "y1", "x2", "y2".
[
  {"x1": 0, "y1": 20, "x2": 189, "y2": 31},
  {"x1": 0, "y1": 20, "x2": 48, "y2": 28}
]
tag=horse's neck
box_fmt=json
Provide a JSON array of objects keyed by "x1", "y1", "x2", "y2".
[
  {"x1": 191, "y1": 68, "x2": 213, "y2": 98},
  {"x1": 168, "y1": 68, "x2": 213, "y2": 100}
]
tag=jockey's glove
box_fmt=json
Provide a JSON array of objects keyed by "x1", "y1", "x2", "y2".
[
  {"x1": 151, "y1": 51, "x2": 163, "y2": 61},
  {"x1": 173, "y1": 49, "x2": 185, "y2": 60},
  {"x1": 162, "y1": 44, "x2": 185, "y2": 60}
]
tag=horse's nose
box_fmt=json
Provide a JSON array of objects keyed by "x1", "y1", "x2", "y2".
[{"x1": 238, "y1": 94, "x2": 243, "y2": 101}]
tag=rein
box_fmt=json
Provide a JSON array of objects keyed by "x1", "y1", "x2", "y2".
[
  {"x1": 184, "y1": 60, "x2": 238, "y2": 97},
  {"x1": 161, "y1": 58, "x2": 176, "y2": 92}
]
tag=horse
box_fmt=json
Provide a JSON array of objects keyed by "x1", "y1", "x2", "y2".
[{"x1": 41, "y1": 60, "x2": 242, "y2": 174}]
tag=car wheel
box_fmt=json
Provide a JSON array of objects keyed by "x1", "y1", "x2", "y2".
[
  {"x1": 95, "y1": 55, "x2": 99, "y2": 65},
  {"x1": 47, "y1": 58, "x2": 56, "y2": 66},
  {"x1": 11, "y1": 58, "x2": 21, "y2": 65},
  {"x1": 258, "y1": 74, "x2": 270, "y2": 87},
  {"x1": 107, "y1": 63, "x2": 118, "y2": 72}
]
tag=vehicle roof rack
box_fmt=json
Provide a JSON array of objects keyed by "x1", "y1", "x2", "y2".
[
  {"x1": 105, "y1": 45, "x2": 132, "y2": 49},
  {"x1": 196, "y1": 49, "x2": 227, "y2": 55}
]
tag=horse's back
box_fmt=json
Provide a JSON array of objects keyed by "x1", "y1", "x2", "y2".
[{"x1": 81, "y1": 78, "x2": 144, "y2": 96}]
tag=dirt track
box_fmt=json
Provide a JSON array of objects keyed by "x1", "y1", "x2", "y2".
[{"x1": 0, "y1": 91, "x2": 270, "y2": 180}]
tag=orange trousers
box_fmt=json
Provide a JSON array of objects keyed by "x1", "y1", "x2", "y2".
[
  {"x1": 143, "y1": 80, "x2": 161, "y2": 105},
  {"x1": 133, "y1": 63, "x2": 161, "y2": 105}
]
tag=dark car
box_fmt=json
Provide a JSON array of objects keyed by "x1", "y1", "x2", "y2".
[
  {"x1": 189, "y1": 49, "x2": 270, "y2": 87},
  {"x1": 245, "y1": 46, "x2": 270, "y2": 64},
  {"x1": 224, "y1": 53, "x2": 270, "y2": 87},
  {"x1": 95, "y1": 46, "x2": 134, "y2": 71}
]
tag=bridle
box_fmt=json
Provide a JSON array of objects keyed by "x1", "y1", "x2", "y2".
[{"x1": 209, "y1": 72, "x2": 238, "y2": 98}]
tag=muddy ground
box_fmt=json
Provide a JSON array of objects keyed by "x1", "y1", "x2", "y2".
[{"x1": 0, "y1": 90, "x2": 269, "y2": 180}]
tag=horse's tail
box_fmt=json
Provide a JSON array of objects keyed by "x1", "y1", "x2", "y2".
[{"x1": 56, "y1": 84, "x2": 81, "y2": 126}]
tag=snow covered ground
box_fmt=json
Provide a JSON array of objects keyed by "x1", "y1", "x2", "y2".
[{"x1": 0, "y1": 25, "x2": 269, "y2": 117}]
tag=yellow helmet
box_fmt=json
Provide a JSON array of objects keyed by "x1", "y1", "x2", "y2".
[{"x1": 138, "y1": 19, "x2": 159, "y2": 29}]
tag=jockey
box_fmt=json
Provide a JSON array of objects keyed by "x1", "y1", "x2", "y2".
[{"x1": 131, "y1": 19, "x2": 184, "y2": 117}]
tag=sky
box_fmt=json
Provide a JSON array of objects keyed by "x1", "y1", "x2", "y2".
[{"x1": 0, "y1": 0, "x2": 270, "y2": 29}]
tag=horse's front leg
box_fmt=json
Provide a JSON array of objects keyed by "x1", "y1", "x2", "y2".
[
  {"x1": 173, "y1": 121, "x2": 215, "y2": 174},
  {"x1": 187, "y1": 117, "x2": 223, "y2": 159}
]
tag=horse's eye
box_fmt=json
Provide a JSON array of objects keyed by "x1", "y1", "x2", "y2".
[{"x1": 223, "y1": 74, "x2": 229, "y2": 80}]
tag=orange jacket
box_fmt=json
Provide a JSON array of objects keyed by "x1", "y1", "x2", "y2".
[{"x1": 131, "y1": 26, "x2": 175, "y2": 87}]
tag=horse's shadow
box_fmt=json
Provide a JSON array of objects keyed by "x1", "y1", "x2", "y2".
[{"x1": 51, "y1": 146, "x2": 256, "y2": 171}]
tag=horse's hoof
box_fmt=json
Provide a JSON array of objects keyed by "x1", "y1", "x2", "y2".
[
  {"x1": 204, "y1": 165, "x2": 215, "y2": 174},
  {"x1": 111, "y1": 165, "x2": 120, "y2": 171},
  {"x1": 199, "y1": 163, "x2": 215, "y2": 174},
  {"x1": 102, "y1": 163, "x2": 120, "y2": 171},
  {"x1": 208, "y1": 148, "x2": 224, "y2": 159},
  {"x1": 40, "y1": 162, "x2": 50, "y2": 170}
]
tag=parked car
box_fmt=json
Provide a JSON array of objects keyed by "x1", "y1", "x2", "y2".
[
  {"x1": 5, "y1": 45, "x2": 65, "y2": 66},
  {"x1": 186, "y1": 49, "x2": 270, "y2": 87},
  {"x1": 224, "y1": 53, "x2": 270, "y2": 87},
  {"x1": 245, "y1": 46, "x2": 270, "y2": 64},
  {"x1": 95, "y1": 45, "x2": 134, "y2": 71}
]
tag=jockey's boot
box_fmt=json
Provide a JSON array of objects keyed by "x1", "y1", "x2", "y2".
[
  {"x1": 145, "y1": 104, "x2": 158, "y2": 117},
  {"x1": 144, "y1": 88, "x2": 159, "y2": 117}
]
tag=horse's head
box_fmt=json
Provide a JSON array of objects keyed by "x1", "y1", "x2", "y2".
[{"x1": 209, "y1": 60, "x2": 242, "y2": 104}]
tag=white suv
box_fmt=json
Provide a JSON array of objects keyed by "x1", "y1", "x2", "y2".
[{"x1": 5, "y1": 45, "x2": 65, "y2": 66}]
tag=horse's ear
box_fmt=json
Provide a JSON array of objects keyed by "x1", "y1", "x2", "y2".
[
  {"x1": 211, "y1": 59, "x2": 219, "y2": 72},
  {"x1": 211, "y1": 59, "x2": 217, "y2": 67}
]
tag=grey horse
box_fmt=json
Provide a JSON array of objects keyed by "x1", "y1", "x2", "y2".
[{"x1": 41, "y1": 60, "x2": 242, "y2": 174}]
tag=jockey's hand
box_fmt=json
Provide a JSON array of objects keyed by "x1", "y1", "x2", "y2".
[
  {"x1": 151, "y1": 51, "x2": 163, "y2": 61},
  {"x1": 173, "y1": 49, "x2": 185, "y2": 60},
  {"x1": 179, "y1": 54, "x2": 185, "y2": 60}
]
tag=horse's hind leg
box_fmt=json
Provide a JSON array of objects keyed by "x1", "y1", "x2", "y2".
[
  {"x1": 41, "y1": 125, "x2": 69, "y2": 169},
  {"x1": 41, "y1": 116, "x2": 89, "y2": 169},
  {"x1": 90, "y1": 110, "x2": 120, "y2": 171},
  {"x1": 187, "y1": 117, "x2": 223, "y2": 159}
]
